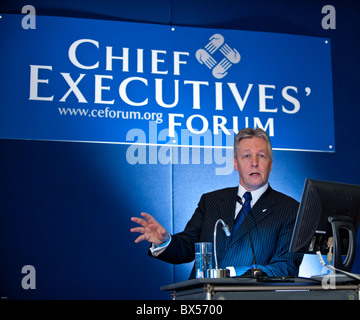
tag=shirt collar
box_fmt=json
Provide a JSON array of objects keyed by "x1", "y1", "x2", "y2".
[{"x1": 237, "y1": 183, "x2": 269, "y2": 207}]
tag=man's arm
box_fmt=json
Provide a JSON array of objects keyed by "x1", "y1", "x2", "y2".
[
  {"x1": 238, "y1": 207, "x2": 303, "y2": 277},
  {"x1": 258, "y1": 216, "x2": 303, "y2": 277}
]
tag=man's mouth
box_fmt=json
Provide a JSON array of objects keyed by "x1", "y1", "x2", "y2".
[{"x1": 250, "y1": 172, "x2": 260, "y2": 177}]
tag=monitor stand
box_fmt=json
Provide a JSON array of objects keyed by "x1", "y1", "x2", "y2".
[{"x1": 328, "y1": 215, "x2": 356, "y2": 272}]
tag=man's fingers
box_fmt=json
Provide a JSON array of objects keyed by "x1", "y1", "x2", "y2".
[
  {"x1": 131, "y1": 216, "x2": 148, "y2": 227},
  {"x1": 131, "y1": 212, "x2": 156, "y2": 227},
  {"x1": 130, "y1": 227, "x2": 145, "y2": 234},
  {"x1": 140, "y1": 212, "x2": 155, "y2": 222},
  {"x1": 131, "y1": 212, "x2": 166, "y2": 245},
  {"x1": 134, "y1": 233, "x2": 150, "y2": 243},
  {"x1": 134, "y1": 234, "x2": 145, "y2": 243}
]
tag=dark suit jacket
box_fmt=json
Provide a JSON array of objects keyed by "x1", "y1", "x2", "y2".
[{"x1": 150, "y1": 186, "x2": 303, "y2": 279}]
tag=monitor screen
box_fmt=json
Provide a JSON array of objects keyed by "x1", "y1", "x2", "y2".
[{"x1": 289, "y1": 179, "x2": 360, "y2": 258}]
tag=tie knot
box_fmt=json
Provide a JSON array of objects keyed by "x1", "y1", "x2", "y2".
[{"x1": 243, "y1": 191, "x2": 252, "y2": 202}]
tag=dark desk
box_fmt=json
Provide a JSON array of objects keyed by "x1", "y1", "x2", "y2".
[{"x1": 161, "y1": 277, "x2": 360, "y2": 300}]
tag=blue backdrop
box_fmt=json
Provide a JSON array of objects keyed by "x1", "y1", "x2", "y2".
[{"x1": 1, "y1": 0, "x2": 360, "y2": 300}]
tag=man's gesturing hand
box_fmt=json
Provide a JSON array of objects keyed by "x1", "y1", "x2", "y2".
[{"x1": 130, "y1": 212, "x2": 170, "y2": 245}]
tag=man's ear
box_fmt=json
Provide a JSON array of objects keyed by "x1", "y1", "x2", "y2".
[{"x1": 233, "y1": 157, "x2": 238, "y2": 172}]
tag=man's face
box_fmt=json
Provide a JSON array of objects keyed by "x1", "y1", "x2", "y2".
[{"x1": 233, "y1": 137, "x2": 273, "y2": 191}]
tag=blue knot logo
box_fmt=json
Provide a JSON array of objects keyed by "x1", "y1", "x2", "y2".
[{"x1": 196, "y1": 34, "x2": 241, "y2": 79}]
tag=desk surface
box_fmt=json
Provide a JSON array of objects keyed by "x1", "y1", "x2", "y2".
[
  {"x1": 160, "y1": 276, "x2": 359, "y2": 292},
  {"x1": 161, "y1": 276, "x2": 360, "y2": 300}
]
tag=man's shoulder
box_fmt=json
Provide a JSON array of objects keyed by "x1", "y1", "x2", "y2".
[
  {"x1": 202, "y1": 186, "x2": 238, "y2": 199},
  {"x1": 270, "y1": 187, "x2": 299, "y2": 208},
  {"x1": 200, "y1": 185, "x2": 299, "y2": 208}
]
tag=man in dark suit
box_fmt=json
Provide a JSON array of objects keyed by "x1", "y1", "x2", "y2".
[{"x1": 131, "y1": 128, "x2": 303, "y2": 278}]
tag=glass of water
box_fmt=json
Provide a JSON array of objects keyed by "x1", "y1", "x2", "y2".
[{"x1": 195, "y1": 242, "x2": 213, "y2": 278}]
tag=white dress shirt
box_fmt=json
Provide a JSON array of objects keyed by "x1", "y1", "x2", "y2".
[{"x1": 235, "y1": 183, "x2": 269, "y2": 219}]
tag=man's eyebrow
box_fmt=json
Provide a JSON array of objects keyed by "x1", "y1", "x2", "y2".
[{"x1": 240, "y1": 149, "x2": 266, "y2": 153}]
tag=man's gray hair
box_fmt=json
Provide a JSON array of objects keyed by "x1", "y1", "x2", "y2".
[{"x1": 233, "y1": 128, "x2": 273, "y2": 161}]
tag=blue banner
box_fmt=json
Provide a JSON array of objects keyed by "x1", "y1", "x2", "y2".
[{"x1": 0, "y1": 14, "x2": 335, "y2": 151}]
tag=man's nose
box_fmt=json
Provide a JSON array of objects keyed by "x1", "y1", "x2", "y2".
[{"x1": 251, "y1": 157, "x2": 259, "y2": 167}]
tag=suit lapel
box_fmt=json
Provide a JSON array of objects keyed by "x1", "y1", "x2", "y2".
[
  {"x1": 218, "y1": 187, "x2": 238, "y2": 229},
  {"x1": 216, "y1": 187, "x2": 238, "y2": 249},
  {"x1": 229, "y1": 186, "x2": 276, "y2": 245}
]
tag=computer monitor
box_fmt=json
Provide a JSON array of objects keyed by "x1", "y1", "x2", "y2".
[{"x1": 289, "y1": 179, "x2": 360, "y2": 272}]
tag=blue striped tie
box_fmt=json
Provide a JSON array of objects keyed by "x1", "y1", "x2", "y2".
[{"x1": 233, "y1": 191, "x2": 252, "y2": 235}]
